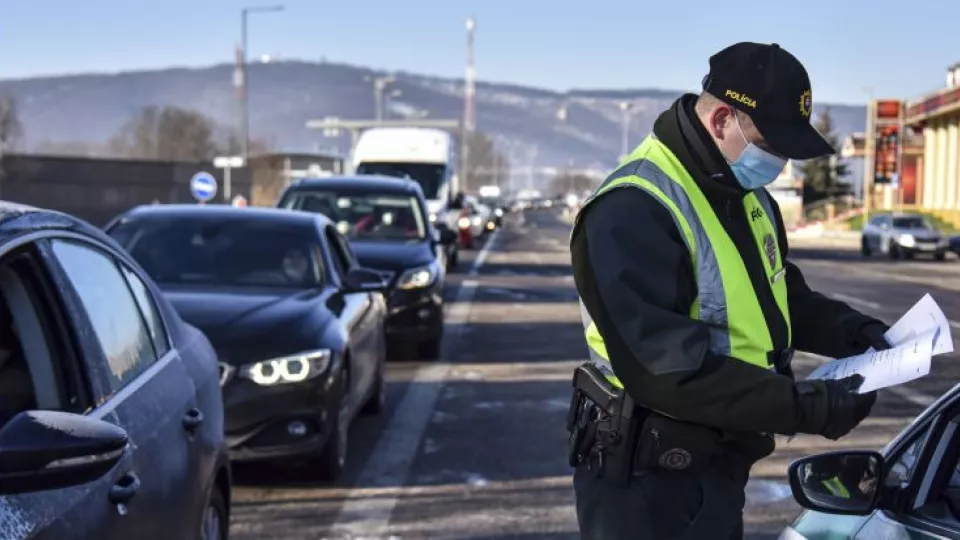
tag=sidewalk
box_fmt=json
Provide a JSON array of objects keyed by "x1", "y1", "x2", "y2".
[{"x1": 786, "y1": 230, "x2": 860, "y2": 249}]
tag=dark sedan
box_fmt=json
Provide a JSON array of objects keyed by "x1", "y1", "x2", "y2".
[
  {"x1": 278, "y1": 176, "x2": 453, "y2": 360},
  {"x1": 106, "y1": 205, "x2": 388, "y2": 480},
  {"x1": 0, "y1": 201, "x2": 229, "y2": 540}
]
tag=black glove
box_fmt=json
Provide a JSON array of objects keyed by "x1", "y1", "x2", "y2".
[
  {"x1": 795, "y1": 374, "x2": 877, "y2": 440},
  {"x1": 852, "y1": 322, "x2": 891, "y2": 353}
]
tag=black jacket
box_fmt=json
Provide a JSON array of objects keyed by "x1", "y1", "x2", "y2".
[{"x1": 570, "y1": 94, "x2": 885, "y2": 436}]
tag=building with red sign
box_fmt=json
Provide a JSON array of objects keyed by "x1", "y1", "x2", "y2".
[{"x1": 904, "y1": 64, "x2": 960, "y2": 211}]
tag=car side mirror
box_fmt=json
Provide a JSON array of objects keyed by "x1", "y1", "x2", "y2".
[
  {"x1": 788, "y1": 450, "x2": 883, "y2": 516},
  {"x1": 0, "y1": 410, "x2": 128, "y2": 495},
  {"x1": 343, "y1": 267, "x2": 388, "y2": 293}
]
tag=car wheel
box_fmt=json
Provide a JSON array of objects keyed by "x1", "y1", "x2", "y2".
[
  {"x1": 860, "y1": 238, "x2": 872, "y2": 256},
  {"x1": 418, "y1": 336, "x2": 442, "y2": 361},
  {"x1": 360, "y1": 367, "x2": 385, "y2": 416},
  {"x1": 936, "y1": 250, "x2": 947, "y2": 261},
  {"x1": 199, "y1": 487, "x2": 228, "y2": 540},
  {"x1": 888, "y1": 243, "x2": 901, "y2": 260},
  {"x1": 316, "y1": 370, "x2": 349, "y2": 481}
]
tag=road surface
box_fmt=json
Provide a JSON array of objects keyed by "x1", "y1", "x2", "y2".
[{"x1": 229, "y1": 208, "x2": 958, "y2": 539}]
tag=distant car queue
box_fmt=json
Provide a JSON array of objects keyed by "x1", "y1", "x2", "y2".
[{"x1": 0, "y1": 172, "x2": 510, "y2": 539}]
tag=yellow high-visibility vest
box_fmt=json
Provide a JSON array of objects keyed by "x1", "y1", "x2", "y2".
[{"x1": 572, "y1": 135, "x2": 791, "y2": 389}]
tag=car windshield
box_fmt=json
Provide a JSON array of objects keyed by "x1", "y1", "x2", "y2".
[
  {"x1": 282, "y1": 190, "x2": 427, "y2": 242},
  {"x1": 108, "y1": 218, "x2": 322, "y2": 288},
  {"x1": 479, "y1": 196, "x2": 501, "y2": 208},
  {"x1": 355, "y1": 162, "x2": 445, "y2": 200},
  {"x1": 893, "y1": 216, "x2": 933, "y2": 229}
]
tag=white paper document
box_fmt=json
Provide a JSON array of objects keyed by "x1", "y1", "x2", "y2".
[
  {"x1": 881, "y1": 293, "x2": 954, "y2": 355},
  {"x1": 806, "y1": 329, "x2": 936, "y2": 393}
]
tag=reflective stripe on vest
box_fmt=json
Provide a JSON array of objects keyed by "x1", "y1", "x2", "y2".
[
  {"x1": 573, "y1": 136, "x2": 791, "y2": 389},
  {"x1": 821, "y1": 476, "x2": 850, "y2": 498}
]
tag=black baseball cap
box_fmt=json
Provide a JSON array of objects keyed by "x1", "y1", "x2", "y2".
[{"x1": 702, "y1": 42, "x2": 834, "y2": 160}]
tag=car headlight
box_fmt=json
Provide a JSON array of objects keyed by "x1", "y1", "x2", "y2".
[
  {"x1": 494, "y1": 208, "x2": 503, "y2": 217},
  {"x1": 429, "y1": 212, "x2": 437, "y2": 222},
  {"x1": 457, "y1": 217, "x2": 471, "y2": 229},
  {"x1": 239, "y1": 350, "x2": 332, "y2": 386},
  {"x1": 397, "y1": 264, "x2": 438, "y2": 289},
  {"x1": 898, "y1": 234, "x2": 916, "y2": 247}
]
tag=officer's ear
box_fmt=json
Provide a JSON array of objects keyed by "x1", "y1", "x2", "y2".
[{"x1": 707, "y1": 106, "x2": 737, "y2": 141}]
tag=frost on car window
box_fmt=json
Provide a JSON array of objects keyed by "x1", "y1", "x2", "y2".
[{"x1": 886, "y1": 433, "x2": 924, "y2": 487}]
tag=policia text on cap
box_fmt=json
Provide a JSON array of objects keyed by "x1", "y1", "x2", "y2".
[{"x1": 566, "y1": 42, "x2": 890, "y2": 540}]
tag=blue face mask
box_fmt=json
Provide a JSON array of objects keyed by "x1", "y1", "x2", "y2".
[{"x1": 729, "y1": 115, "x2": 787, "y2": 191}]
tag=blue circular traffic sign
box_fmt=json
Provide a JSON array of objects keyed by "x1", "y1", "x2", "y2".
[{"x1": 190, "y1": 171, "x2": 218, "y2": 203}]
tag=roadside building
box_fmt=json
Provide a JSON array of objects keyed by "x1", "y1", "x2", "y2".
[
  {"x1": 903, "y1": 63, "x2": 960, "y2": 212},
  {"x1": 768, "y1": 161, "x2": 804, "y2": 229}
]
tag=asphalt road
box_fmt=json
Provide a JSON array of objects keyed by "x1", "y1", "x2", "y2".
[{"x1": 228, "y1": 208, "x2": 959, "y2": 540}]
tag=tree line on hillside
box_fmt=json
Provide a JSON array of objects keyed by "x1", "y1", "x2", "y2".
[
  {"x1": 798, "y1": 108, "x2": 852, "y2": 206},
  {"x1": 0, "y1": 94, "x2": 511, "y2": 188},
  {"x1": 0, "y1": 92, "x2": 846, "y2": 204}
]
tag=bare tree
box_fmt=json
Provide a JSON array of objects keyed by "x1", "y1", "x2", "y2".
[
  {"x1": 0, "y1": 94, "x2": 24, "y2": 155},
  {"x1": 35, "y1": 139, "x2": 109, "y2": 157},
  {"x1": 462, "y1": 131, "x2": 510, "y2": 192},
  {"x1": 109, "y1": 106, "x2": 219, "y2": 161},
  {"x1": 550, "y1": 169, "x2": 598, "y2": 196},
  {"x1": 221, "y1": 133, "x2": 274, "y2": 158}
]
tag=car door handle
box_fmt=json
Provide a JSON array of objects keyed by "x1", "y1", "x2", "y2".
[
  {"x1": 182, "y1": 408, "x2": 204, "y2": 432},
  {"x1": 108, "y1": 472, "x2": 141, "y2": 505}
]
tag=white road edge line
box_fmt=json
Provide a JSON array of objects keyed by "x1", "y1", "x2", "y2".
[
  {"x1": 332, "y1": 229, "x2": 501, "y2": 537},
  {"x1": 829, "y1": 293, "x2": 881, "y2": 310},
  {"x1": 828, "y1": 293, "x2": 960, "y2": 331}
]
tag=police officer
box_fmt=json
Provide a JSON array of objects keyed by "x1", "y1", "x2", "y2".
[{"x1": 569, "y1": 42, "x2": 891, "y2": 539}]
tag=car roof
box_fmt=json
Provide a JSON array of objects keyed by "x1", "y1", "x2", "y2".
[
  {"x1": 284, "y1": 175, "x2": 424, "y2": 197},
  {"x1": 0, "y1": 200, "x2": 102, "y2": 237},
  {"x1": 118, "y1": 204, "x2": 331, "y2": 227}
]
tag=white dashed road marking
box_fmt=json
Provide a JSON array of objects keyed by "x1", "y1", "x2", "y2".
[{"x1": 331, "y1": 230, "x2": 500, "y2": 536}]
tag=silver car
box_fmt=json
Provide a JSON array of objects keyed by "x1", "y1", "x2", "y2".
[{"x1": 861, "y1": 213, "x2": 949, "y2": 261}]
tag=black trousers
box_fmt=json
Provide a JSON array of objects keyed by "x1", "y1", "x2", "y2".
[{"x1": 573, "y1": 458, "x2": 751, "y2": 540}]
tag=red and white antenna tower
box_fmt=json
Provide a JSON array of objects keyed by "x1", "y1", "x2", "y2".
[{"x1": 464, "y1": 17, "x2": 476, "y2": 133}]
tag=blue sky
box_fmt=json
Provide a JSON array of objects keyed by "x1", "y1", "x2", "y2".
[{"x1": 2, "y1": 1, "x2": 958, "y2": 104}]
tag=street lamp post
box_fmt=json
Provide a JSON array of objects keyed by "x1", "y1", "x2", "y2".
[
  {"x1": 620, "y1": 101, "x2": 633, "y2": 160},
  {"x1": 240, "y1": 5, "x2": 284, "y2": 161},
  {"x1": 372, "y1": 76, "x2": 395, "y2": 122}
]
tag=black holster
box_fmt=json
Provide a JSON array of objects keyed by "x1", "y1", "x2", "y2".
[{"x1": 566, "y1": 363, "x2": 642, "y2": 486}]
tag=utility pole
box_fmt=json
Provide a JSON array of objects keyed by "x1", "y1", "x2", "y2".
[
  {"x1": 461, "y1": 16, "x2": 476, "y2": 194},
  {"x1": 372, "y1": 76, "x2": 395, "y2": 122},
  {"x1": 620, "y1": 101, "x2": 633, "y2": 160},
  {"x1": 863, "y1": 99, "x2": 876, "y2": 223},
  {"x1": 239, "y1": 5, "x2": 284, "y2": 161}
]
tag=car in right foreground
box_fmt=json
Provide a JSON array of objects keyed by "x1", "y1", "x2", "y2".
[
  {"x1": 861, "y1": 213, "x2": 950, "y2": 260},
  {"x1": 780, "y1": 382, "x2": 960, "y2": 539}
]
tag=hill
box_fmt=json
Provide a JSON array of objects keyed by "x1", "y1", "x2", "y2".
[{"x1": 0, "y1": 60, "x2": 866, "y2": 179}]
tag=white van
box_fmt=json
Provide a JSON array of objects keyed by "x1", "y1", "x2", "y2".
[{"x1": 351, "y1": 128, "x2": 460, "y2": 228}]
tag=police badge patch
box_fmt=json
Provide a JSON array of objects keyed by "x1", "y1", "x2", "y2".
[{"x1": 764, "y1": 233, "x2": 777, "y2": 268}]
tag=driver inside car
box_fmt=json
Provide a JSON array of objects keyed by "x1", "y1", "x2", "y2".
[
  {"x1": 281, "y1": 248, "x2": 310, "y2": 284},
  {"x1": 0, "y1": 299, "x2": 35, "y2": 427}
]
